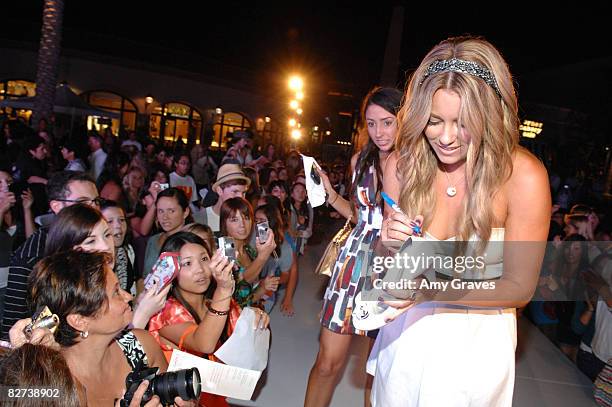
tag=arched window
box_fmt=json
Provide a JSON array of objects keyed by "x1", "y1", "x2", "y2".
[
  {"x1": 0, "y1": 79, "x2": 36, "y2": 121},
  {"x1": 81, "y1": 90, "x2": 138, "y2": 135},
  {"x1": 211, "y1": 111, "x2": 252, "y2": 149},
  {"x1": 149, "y1": 102, "x2": 202, "y2": 145}
]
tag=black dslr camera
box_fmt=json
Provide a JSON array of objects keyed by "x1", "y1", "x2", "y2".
[{"x1": 120, "y1": 361, "x2": 201, "y2": 406}]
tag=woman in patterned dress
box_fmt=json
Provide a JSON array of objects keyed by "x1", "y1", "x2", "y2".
[{"x1": 305, "y1": 86, "x2": 403, "y2": 407}]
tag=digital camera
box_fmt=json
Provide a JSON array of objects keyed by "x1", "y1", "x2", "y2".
[
  {"x1": 217, "y1": 236, "x2": 236, "y2": 261},
  {"x1": 120, "y1": 362, "x2": 201, "y2": 406},
  {"x1": 256, "y1": 221, "x2": 269, "y2": 243},
  {"x1": 24, "y1": 306, "x2": 59, "y2": 338}
]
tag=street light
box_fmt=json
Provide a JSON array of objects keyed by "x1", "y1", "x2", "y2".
[
  {"x1": 296, "y1": 91, "x2": 304, "y2": 100},
  {"x1": 288, "y1": 118, "x2": 296, "y2": 127},
  {"x1": 291, "y1": 129, "x2": 301, "y2": 139},
  {"x1": 145, "y1": 94, "x2": 154, "y2": 107},
  {"x1": 265, "y1": 116, "x2": 271, "y2": 123},
  {"x1": 215, "y1": 107, "x2": 223, "y2": 115},
  {"x1": 289, "y1": 76, "x2": 303, "y2": 91},
  {"x1": 289, "y1": 100, "x2": 299, "y2": 110},
  {"x1": 296, "y1": 108, "x2": 303, "y2": 115}
]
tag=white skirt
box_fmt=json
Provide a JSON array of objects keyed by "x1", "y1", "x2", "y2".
[{"x1": 367, "y1": 303, "x2": 517, "y2": 407}]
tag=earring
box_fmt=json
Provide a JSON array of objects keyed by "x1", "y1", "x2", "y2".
[{"x1": 80, "y1": 330, "x2": 89, "y2": 339}]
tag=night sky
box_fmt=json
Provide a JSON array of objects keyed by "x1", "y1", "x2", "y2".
[{"x1": 2, "y1": 1, "x2": 611, "y2": 113}]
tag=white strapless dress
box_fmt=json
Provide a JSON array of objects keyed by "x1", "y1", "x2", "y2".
[{"x1": 367, "y1": 229, "x2": 516, "y2": 407}]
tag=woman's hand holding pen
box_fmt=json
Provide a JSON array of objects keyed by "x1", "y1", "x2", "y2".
[
  {"x1": 380, "y1": 192, "x2": 423, "y2": 249},
  {"x1": 381, "y1": 211, "x2": 421, "y2": 243}
]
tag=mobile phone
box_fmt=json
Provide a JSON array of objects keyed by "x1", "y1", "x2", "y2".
[
  {"x1": 144, "y1": 252, "x2": 180, "y2": 294},
  {"x1": 159, "y1": 183, "x2": 170, "y2": 190},
  {"x1": 257, "y1": 221, "x2": 269, "y2": 243},
  {"x1": 217, "y1": 236, "x2": 236, "y2": 261}
]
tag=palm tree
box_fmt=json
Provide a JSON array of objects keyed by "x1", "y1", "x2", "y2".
[{"x1": 32, "y1": 0, "x2": 65, "y2": 130}]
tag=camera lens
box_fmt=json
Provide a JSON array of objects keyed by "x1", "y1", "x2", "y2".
[{"x1": 152, "y1": 368, "x2": 201, "y2": 404}]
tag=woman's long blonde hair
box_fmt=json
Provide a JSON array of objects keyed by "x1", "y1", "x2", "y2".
[{"x1": 397, "y1": 36, "x2": 519, "y2": 246}]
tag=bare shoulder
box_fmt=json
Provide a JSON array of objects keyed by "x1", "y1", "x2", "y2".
[
  {"x1": 383, "y1": 151, "x2": 401, "y2": 183},
  {"x1": 504, "y1": 148, "x2": 551, "y2": 241},
  {"x1": 508, "y1": 147, "x2": 549, "y2": 193}
]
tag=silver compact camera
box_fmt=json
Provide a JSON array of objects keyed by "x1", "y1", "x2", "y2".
[
  {"x1": 256, "y1": 221, "x2": 269, "y2": 243},
  {"x1": 217, "y1": 236, "x2": 236, "y2": 261}
]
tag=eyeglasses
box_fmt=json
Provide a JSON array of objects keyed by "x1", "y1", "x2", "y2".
[{"x1": 54, "y1": 197, "x2": 106, "y2": 207}]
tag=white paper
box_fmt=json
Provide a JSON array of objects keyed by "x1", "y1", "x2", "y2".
[
  {"x1": 213, "y1": 307, "x2": 270, "y2": 371},
  {"x1": 168, "y1": 349, "x2": 262, "y2": 400},
  {"x1": 300, "y1": 154, "x2": 327, "y2": 208}
]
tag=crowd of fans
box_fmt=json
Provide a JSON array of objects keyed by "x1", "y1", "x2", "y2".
[
  {"x1": 526, "y1": 178, "x2": 611, "y2": 400},
  {"x1": 0, "y1": 115, "x2": 350, "y2": 405},
  {"x1": 0, "y1": 113, "x2": 610, "y2": 404}
]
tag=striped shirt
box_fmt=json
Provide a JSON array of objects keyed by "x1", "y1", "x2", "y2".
[{"x1": 0, "y1": 227, "x2": 48, "y2": 340}]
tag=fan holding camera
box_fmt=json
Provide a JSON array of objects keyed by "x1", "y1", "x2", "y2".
[
  {"x1": 254, "y1": 203, "x2": 299, "y2": 316},
  {"x1": 1, "y1": 169, "x2": 36, "y2": 327},
  {"x1": 0, "y1": 169, "x2": 36, "y2": 243},
  {"x1": 147, "y1": 231, "x2": 270, "y2": 407},
  {"x1": 218, "y1": 197, "x2": 280, "y2": 310},
  {"x1": 26, "y1": 249, "x2": 197, "y2": 406}
]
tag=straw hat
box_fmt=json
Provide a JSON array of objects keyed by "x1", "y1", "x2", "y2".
[{"x1": 212, "y1": 163, "x2": 251, "y2": 190}]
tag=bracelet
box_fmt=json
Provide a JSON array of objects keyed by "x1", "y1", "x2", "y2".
[
  {"x1": 207, "y1": 304, "x2": 230, "y2": 316},
  {"x1": 209, "y1": 284, "x2": 236, "y2": 304},
  {"x1": 329, "y1": 192, "x2": 339, "y2": 206}
]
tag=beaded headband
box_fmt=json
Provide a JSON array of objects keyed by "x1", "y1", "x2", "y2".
[{"x1": 420, "y1": 58, "x2": 502, "y2": 98}]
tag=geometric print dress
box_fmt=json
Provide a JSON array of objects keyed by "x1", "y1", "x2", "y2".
[{"x1": 320, "y1": 162, "x2": 383, "y2": 336}]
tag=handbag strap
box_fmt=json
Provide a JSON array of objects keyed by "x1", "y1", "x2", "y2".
[
  {"x1": 341, "y1": 214, "x2": 352, "y2": 232},
  {"x1": 333, "y1": 215, "x2": 353, "y2": 244}
]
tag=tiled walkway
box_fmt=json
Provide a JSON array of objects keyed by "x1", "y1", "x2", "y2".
[{"x1": 230, "y1": 223, "x2": 597, "y2": 407}]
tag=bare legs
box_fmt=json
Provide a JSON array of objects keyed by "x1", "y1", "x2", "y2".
[
  {"x1": 304, "y1": 327, "x2": 352, "y2": 407},
  {"x1": 305, "y1": 327, "x2": 376, "y2": 407}
]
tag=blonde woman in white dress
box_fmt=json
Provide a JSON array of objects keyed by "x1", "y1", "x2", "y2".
[{"x1": 367, "y1": 36, "x2": 551, "y2": 407}]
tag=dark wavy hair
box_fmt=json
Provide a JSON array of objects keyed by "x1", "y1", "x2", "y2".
[
  {"x1": 28, "y1": 250, "x2": 112, "y2": 347},
  {"x1": 352, "y1": 86, "x2": 403, "y2": 205},
  {"x1": 44, "y1": 204, "x2": 105, "y2": 256}
]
